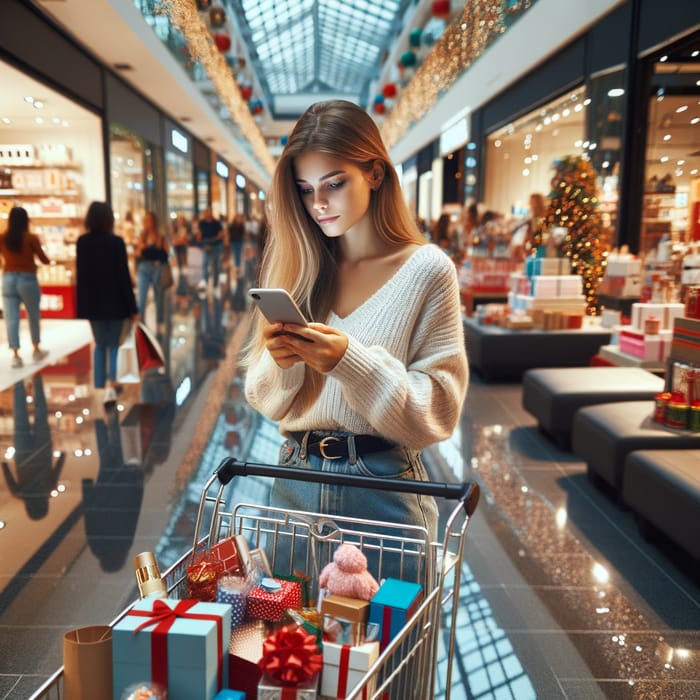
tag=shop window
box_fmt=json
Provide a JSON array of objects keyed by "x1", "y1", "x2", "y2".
[
  {"x1": 641, "y1": 43, "x2": 700, "y2": 267},
  {"x1": 165, "y1": 150, "x2": 194, "y2": 224}
]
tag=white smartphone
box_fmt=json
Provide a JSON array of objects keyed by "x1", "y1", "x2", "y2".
[{"x1": 248, "y1": 288, "x2": 309, "y2": 326}]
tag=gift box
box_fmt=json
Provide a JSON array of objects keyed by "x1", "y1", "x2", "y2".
[
  {"x1": 257, "y1": 675, "x2": 318, "y2": 699},
  {"x1": 210, "y1": 536, "x2": 243, "y2": 576},
  {"x1": 230, "y1": 619, "x2": 267, "y2": 700},
  {"x1": 618, "y1": 328, "x2": 671, "y2": 362},
  {"x1": 530, "y1": 275, "x2": 582, "y2": 299},
  {"x1": 606, "y1": 257, "x2": 641, "y2": 277},
  {"x1": 631, "y1": 302, "x2": 684, "y2": 332},
  {"x1": 509, "y1": 273, "x2": 532, "y2": 295},
  {"x1": 215, "y1": 691, "x2": 246, "y2": 700},
  {"x1": 320, "y1": 641, "x2": 379, "y2": 700},
  {"x1": 218, "y1": 575, "x2": 253, "y2": 629},
  {"x1": 368, "y1": 579, "x2": 422, "y2": 651},
  {"x1": 113, "y1": 598, "x2": 231, "y2": 700},
  {"x1": 247, "y1": 579, "x2": 302, "y2": 621},
  {"x1": 526, "y1": 256, "x2": 569, "y2": 277},
  {"x1": 672, "y1": 317, "x2": 700, "y2": 365},
  {"x1": 321, "y1": 594, "x2": 370, "y2": 646}
]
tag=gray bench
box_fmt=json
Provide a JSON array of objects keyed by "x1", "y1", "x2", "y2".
[
  {"x1": 623, "y1": 449, "x2": 700, "y2": 560},
  {"x1": 522, "y1": 367, "x2": 664, "y2": 449},
  {"x1": 571, "y1": 401, "x2": 700, "y2": 493}
]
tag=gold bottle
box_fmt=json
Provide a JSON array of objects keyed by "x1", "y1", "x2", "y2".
[{"x1": 133, "y1": 551, "x2": 168, "y2": 599}]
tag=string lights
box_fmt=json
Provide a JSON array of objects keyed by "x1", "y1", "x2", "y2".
[
  {"x1": 157, "y1": 0, "x2": 276, "y2": 177},
  {"x1": 381, "y1": 0, "x2": 532, "y2": 149}
]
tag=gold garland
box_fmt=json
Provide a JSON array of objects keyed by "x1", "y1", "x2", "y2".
[
  {"x1": 381, "y1": 0, "x2": 532, "y2": 149},
  {"x1": 157, "y1": 0, "x2": 275, "y2": 178}
]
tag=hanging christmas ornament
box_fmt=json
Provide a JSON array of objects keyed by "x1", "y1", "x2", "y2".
[
  {"x1": 209, "y1": 6, "x2": 227, "y2": 28},
  {"x1": 422, "y1": 31, "x2": 436, "y2": 48},
  {"x1": 373, "y1": 101, "x2": 386, "y2": 115},
  {"x1": 408, "y1": 28, "x2": 422, "y2": 48},
  {"x1": 213, "y1": 33, "x2": 231, "y2": 52},
  {"x1": 373, "y1": 94, "x2": 385, "y2": 104},
  {"x1": 240, "y1": 84, "x2": 253, "y2": 101},
  {"x1": 280, "y1": 135, "x2": 288, "y2": 146},
  {"x1": 431, "y1": 0, "x2": 450, "y2": 18},
  {"x1": 382, "y1": 83, "x2": 397, "y2": 99},
  {"x1": 196, "y1": 0, "x2": 212, "y2": 11},
  {"x1": 399, "y1": 50, "x2": 417, "y2": 68}
]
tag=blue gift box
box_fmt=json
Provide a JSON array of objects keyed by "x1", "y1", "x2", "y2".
[
  {"x1": 113, "y1": 597, "x2": 231, "y2": 700},
  {"x1": 368, "y1": 578, "x2": 422, "y2": 650},
  {"x1": 215, "y1": 691, "x2": 246, "y2": 699}
]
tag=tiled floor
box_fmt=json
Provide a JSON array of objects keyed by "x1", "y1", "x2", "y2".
[{"x1": 0, "y1": 264, "x2": 698, "y2": 699}]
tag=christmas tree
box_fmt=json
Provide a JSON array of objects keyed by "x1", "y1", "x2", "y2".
[{"x1": 534, "y1": 155, "x2": 608, "y2": 315}]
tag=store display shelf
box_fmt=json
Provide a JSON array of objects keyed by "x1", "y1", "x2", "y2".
[
  {"x1": 7, "y1": 190, "x2": 81, "y2": 197},
  {"x1": 2, "y1": 162, "x2": 82, "y2": 170}
]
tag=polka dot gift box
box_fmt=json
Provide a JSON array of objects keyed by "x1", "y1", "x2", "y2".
[{"x1": 246, "y1": 578, "x2": 302, "y2": 622}]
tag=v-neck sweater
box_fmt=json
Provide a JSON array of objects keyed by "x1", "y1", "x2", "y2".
[{"x1": 244, "y1": 244, "x2": 469, "y2": 450}]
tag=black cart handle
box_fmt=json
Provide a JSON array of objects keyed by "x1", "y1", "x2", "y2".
[{"x1": 215, "y1": 457, "x2": 479, "y2": 517}]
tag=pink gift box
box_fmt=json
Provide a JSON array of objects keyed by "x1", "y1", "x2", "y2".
[{"x1": 619, "y1": 329, "x2": 670, "y2": 361}]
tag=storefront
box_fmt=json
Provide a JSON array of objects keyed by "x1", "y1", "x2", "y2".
[
  {"x1": 0, "y1": 58, "x2": 105, "y2": 318},
  {"x1": 211, "y1": 156, "x2": 230, "y2": 221},
  {"x1": 164, "y1": 123, "x2": 195, "y2": 226}
]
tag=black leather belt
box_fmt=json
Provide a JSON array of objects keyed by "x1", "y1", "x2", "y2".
[{"x1": 290, "y1": 431, "x2": 396, "y2": 460}]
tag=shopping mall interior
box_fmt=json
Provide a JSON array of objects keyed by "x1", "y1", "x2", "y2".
[{"x1": 1, "y1": 1, "x2": 699, "y2": 699}]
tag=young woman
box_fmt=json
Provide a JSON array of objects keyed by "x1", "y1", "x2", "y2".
[
  {"x1": 134, "y1": 211, "x2": 169, "y2": 328},
  {"x1": 0, "y1": 207, "x2": 50, "y2": 368},
  {"x1": 243, "y1": 100, "x2": 469, "y2": 578},
  {"x1": 76, "y1": 201, "x2": 138, "y2": 405}
]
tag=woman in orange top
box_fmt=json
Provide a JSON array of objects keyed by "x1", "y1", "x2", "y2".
[{"x1": 0, "y1": 207, "x2": 50, "y2": 368}]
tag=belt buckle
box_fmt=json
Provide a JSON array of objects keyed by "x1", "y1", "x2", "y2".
[{"x1": 318, "y1": 435, "x2": 342, "y2": 460}]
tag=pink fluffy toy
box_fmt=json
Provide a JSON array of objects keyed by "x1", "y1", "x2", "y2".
[{"x1": 318, "y1": 543, "x2": 380, "y2": 601}]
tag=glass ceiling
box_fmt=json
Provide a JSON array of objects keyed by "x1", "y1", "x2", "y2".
[{"x1": 229, "y1": 0, "x2": 412, "y2": 116}]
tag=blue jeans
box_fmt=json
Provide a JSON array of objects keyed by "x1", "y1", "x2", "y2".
[
  {"x1": 269, "y1": 433, "x2": 438, "y2": 585},
  {"x1": 2, "y1": 272, "x2": 42, "y2": 350},
  {"x1": 230, "y1": 240, "x2": 244, "y2": 268},
  {"x1": 137, "y1": 261, "x2": 165, "y2": 324},
  {"x1": 90, "y1": 319, "x2": 123, "y2": 388},
  {"x1": 202, "y1": 244, "x2": 223, "y2": 284}
]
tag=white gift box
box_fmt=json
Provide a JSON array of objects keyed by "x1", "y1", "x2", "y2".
[
  {"x1": 530, "y1": 275, "x2": 583, "y2": 299},
  {"x1": 321, "y1": 641, "x2": 379, "y2": 700},
  {"x1": 631, "y1": 302, "x2": 685, "y2": 331},
  {"x1": 606, "y1": 258, "x2": 641, "y2": 277}
]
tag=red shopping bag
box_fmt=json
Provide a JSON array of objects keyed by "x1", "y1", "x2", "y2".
[{"x1": 134, "y1": 323, "x2": 165, "y2": 371}]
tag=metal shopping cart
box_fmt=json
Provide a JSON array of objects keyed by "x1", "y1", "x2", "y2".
[{"x1": 30, "y1": 457, "x2": 479, "y2": 700}]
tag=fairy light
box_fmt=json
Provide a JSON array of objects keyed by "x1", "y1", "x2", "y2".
[
  {"x1": 157, "y1": 0, "x2": 275, "y2": 177},
  {"x1": 381, "y1": 0, "x2": 533, "y2": 149}
]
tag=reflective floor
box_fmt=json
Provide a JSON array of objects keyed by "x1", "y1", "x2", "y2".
[{"x1": 0, "y1": 256, "x2": 698, "y2": 699}]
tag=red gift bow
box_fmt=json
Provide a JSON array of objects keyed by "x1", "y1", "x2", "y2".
[
  {"x1": 259, "y1": 625, "x2": 322, "y2": 686},
  {"x1": 128, "y1": 599, "x2": 224, "y2": 692}
]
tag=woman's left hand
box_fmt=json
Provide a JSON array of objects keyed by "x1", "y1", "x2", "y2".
[{"x1": 273, "y1": 322, "x2": 349, "y2": 373}]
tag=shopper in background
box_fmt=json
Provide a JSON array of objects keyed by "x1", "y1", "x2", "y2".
[
  {"x1": 227, "y1": 213, "x2": 247, "y2": 273},
  {"x1": 171, "y1": 214, "x2": 190, "y2": 272},
  {"x1": 134, "y1": 210, "x2": 169, "y2": 328},
  {"x1": 0, "y1": 206, "x2": 50, "y2": 368},
  {"x1": 510, "y1": 192, "x2": 548, "y2": 263},
  {"x1": 243, "y1": 100, "x2": 469, "y2": 580},
  {"x1": 77, "y1": 201, "x2": 139, "y2": 406},
  {"x1": 196, "y1": 208, "x2": 224, "y2": 289}
]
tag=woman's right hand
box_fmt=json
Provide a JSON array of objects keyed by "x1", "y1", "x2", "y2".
[{"x1": 262, "y1": 322, "x2": 304, "y2": 369}]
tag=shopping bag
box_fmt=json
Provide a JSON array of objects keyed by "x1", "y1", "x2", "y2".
[
  {"x1": 119, "y1": 403, "x2": 157, "y2": 464},
  {"x1": 116, "y1": 327, "x2": 141, "y2": 384},
  {"x1": 158, "y1": 261, "x2": 174, "y2": 289},
  {"x1": 63, "y1": 625, "x2": 112, "y2": 700},
  {"x1": 134, "y1": 322, "x2": 165, "y2": 371}
]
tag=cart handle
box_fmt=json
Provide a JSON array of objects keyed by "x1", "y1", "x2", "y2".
[{"x1": 215, "y1": 457, "x2": 480, "y2": 517}]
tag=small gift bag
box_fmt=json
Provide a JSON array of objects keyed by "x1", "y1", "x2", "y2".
[{"x1": 63, "y1": 625, "x2": 113, "y2": 700}]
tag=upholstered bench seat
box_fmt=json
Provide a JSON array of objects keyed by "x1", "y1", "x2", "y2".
[
  {"x1": 522, "y1": 367, "x2": 664, "y2": 449},
  {"x1": 571, "y1": 401, "x2": 700, "y2": 492},
  {"x1": 622, "y1": 449, "x2": 700, "y2": 560}
]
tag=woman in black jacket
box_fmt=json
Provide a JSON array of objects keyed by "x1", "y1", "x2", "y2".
[{"x1": 76, "y1": 202, "x2": 138, "y2": 405}]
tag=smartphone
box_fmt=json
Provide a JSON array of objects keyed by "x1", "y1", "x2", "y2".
[{"x1": 248, "y1": 288, "x2": 308, "y2": 326}]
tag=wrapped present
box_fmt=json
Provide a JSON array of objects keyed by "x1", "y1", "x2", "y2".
[
  {"x1": 606, "y1": 256, "x2": 641, "y2": 277},
  {"x1": 631, "y1": 302, "x2": 684, "y2": 332},
  {"x1": 618, "y1": 328, "x2": 671, "y2": 362},
  {"x1": 529, "y1": 257, "x2": 570, "y2": 276},
  {"x1": 214, "y1": 691, "x2": 246, "y2": 700},
  {"x1": 257, "y1": 625, "x2": 322, "y2": 699},
  {"x1": 217, "y1": 575, "x2": 254, "y2": 629},
  {"x1": 368, "y1": 579, "x2": 422, "y2": 651},
  {"x1": 321, "y1": 641, "x2": 379, "y2": 700},
  {"x1": 247, "y1": 579, "x2": 302, "y2": 622},
  {"x1": 113, "y1": 598, "x2": 231, "y2": 700},
  {"x1": 187, "y1": 553, "x2": 226, "y2": 601},
  {"x1": 230, "y1": 619, "x2": 266, "y2": 700},
  {"x1": 671, "y1": 317, "x2": 700, "y2": 365},
  {"x1": 530, "y1": 275, "x2": 582, "y2": 299},
  {"x1": 321, "y1": 594, "x2": 370, "y2": 646},
  {"x1": 210, "y1": 536, "x2": 244, "y2": 576},
  {"x1": 509, "y1": 273, "x2": 532, "y2": 295}
]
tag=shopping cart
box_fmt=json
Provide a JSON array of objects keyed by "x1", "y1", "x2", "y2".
[{"x1": 30, "y1": 456, "x2": 479, "y2": 700}]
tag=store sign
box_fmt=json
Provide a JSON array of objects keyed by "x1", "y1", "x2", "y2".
[
  {"x1": 216, "y1": 160, "x2": 229, "y2": 178},
  {"x1": 440, "y1": 108, "x2": 470, "y2": 157},
  {"x1": 236, "y1": 173, "x2": 246, "y2": 189},
  {"x1": 170, "y1": 128, "x2": 189, "y2": 154}
]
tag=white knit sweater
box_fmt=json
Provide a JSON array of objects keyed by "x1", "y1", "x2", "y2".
[{"x1": 244, "y1": 244, "x2": 469, "y2": 450}]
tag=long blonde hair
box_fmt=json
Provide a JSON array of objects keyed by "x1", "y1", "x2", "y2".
[{"x1": 242, "y1": 100, "x2": 425, "y2": 406}]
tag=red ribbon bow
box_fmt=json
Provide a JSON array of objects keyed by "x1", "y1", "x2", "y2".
[
  {"x1": 128, "y1": 599, "x2": 224, "y2": 691},
  {"x1": 259, "y1": 625, "x2": 322, "y2": 686}
]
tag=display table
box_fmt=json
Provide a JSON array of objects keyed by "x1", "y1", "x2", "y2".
[
  {"x1": 463, "y1": 316, "x2": 612, "y2": 381},
  {"x1": 598, "y1": 344, "x2": 666, "y2": 374}
]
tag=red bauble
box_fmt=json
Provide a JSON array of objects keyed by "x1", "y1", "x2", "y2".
[
  {"x1": 213, "y1": 33, "x2": 231, "y2": 52},
  {"x1": 253, "y1": 103, "x2": 263, "y2": 115},
  {"x1": 432, "y1": 0, "x2": 450, "y2": 18},
  {"x1": 382, "y1": 83, "x2": 397, "y2": 99},
  {"x1": 240, "y1": 85, "x2": 253, "y2": 101},
  {"x1": 373, "y1": 102, "x2": 386, "y2": 115}
]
